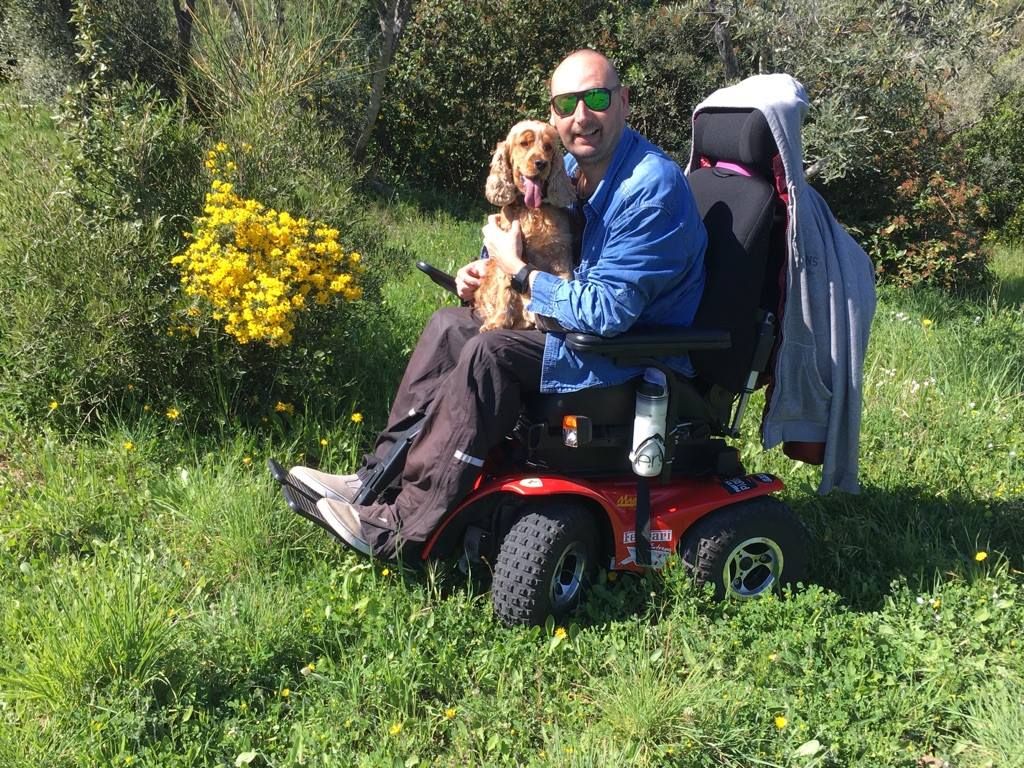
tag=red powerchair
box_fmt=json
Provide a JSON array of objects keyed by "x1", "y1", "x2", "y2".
[{"x1": 271, "y1": 107, "x2": 808, "y2": 626}]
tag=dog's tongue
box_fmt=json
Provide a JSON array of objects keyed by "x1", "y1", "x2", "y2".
[{"x1": 522, "y1": 176, "x2": 543, "y2": 209}]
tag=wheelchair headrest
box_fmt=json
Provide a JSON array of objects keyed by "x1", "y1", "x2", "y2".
[{"x1": 692, "y1": 108, "x2": 777, "y2": 179}]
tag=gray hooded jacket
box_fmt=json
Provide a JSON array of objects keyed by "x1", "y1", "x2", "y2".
[{"x1": 689, "y1": 74, "x2": 877, "y2": 494}]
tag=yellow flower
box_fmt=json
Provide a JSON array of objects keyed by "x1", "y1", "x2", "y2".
[
  {"x1": 280, "y1": 688, "x2": 290, "y2": 698},
  {"x1": 172, "y1": 177, "x2": 361, "y2": 347},
  {"x1": 300, "y1": 662, "x2": 316, "y2": 676},
  {"x1": 975, "y1": 551, "x2": 988, "y2": 562},
  {"x1": 921, "y1": 318, "x2": 933, "y2": 328},
  {"x1": 774, "y1": 715, "x2": 787, "y2": 729},
  {"x1": 381, "y1": 568, "x2": 390, "y2": 576},
  {"x1": 768, "y1": 653, "x2": 779, "y2": 663},
  {"x1": 389, "y1": 722, "x2": 402, "y2": 736},
  {"x1": 242, "y1": 456, "x2": 252, "y2": 465},
  {"x1": 607, "y1": 571, "x2": 618, "y2": 582},
  {"x1": 166, "y1": 407, "x2": 180, "y2": 420},
  {"x1": 49, "y1": 400, "x2": 59, "y2": 411},
  {"x1": 143, "y1": 404, "x2": 151, "y2": 412},
  {"x1": 445, "y1": 707, "x2": 457, "y2": 720},
  {"x1": 275, "y1": 401, "x2": 294, "y2": 415},
  {"x1": 351, "y1": 412, "x2": 363, "y2": 423},
  {"x1": 554, "y1": 627, "x2": 567, "y2": 639},
  {"x1": 123, "y1": 441, "x2": 134, "y2": 452},
  {"x1": 320, "y1": 438, "x2": 328, "y2": 446}
]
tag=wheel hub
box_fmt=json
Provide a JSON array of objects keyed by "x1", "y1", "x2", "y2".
[
  {"x1": 549, "y1": 541, "x2": 587, "y2": 610},
  {"x1": 721, "y1": 536, "x2": 784, "y2": 598}
]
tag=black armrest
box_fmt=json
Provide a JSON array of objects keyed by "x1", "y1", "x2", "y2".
[
  {"x1": 416, "y1": 260, "x2": 458, "y2": 297},
  {"x1": 566, "y1": 328, "x2": 731, "y2": 360}
]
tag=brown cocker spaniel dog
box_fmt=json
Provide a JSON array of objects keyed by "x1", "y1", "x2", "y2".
[{"x1": 476, "y1": 120, "x2": 576, "y2": 331}]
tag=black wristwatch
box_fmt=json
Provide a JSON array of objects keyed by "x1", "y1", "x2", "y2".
[{"x1": 510, "y1": 265, "x2": 534, "y2": 294}]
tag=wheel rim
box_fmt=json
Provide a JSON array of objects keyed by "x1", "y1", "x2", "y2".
[
  {"x1": 549, "y1": 541, "x2": 587, "y2": 610},
  {"x1": 721, "y1": 536, "x2": 784, "y2": 598}
]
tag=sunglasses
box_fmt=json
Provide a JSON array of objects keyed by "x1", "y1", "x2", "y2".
[{"x1": 549, "y1": 85, "x2": 620, "y2": 117}]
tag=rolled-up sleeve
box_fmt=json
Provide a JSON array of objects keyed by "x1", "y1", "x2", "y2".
[{"x1": 528, "y1": 203, "x2": 689, "y2": 336}]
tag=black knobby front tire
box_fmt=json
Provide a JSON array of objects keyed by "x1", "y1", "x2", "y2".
[
  {"x1": 492, "y1": 501, "x2": 599, "y2": 627},
  {"x1": 680, "y1": 496, "x2": 808, "y2": 600}
]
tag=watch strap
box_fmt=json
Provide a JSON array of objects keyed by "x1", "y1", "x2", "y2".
[{"x1": 511, "y1": 265, "x2": 533, "y2": 294}]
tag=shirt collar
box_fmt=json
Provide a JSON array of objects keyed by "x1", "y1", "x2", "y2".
[{"x1": 577, "y1": 125, "x2": 638, "y2": 215}]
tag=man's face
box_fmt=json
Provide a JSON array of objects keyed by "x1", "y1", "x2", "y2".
[{"x1": 549, "y1": 53, "x2": 629, "y2": 169}]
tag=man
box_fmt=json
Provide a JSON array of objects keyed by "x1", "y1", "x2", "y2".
[{"x1": 289, "y1": 49, "x2": 707, "y2": 559}]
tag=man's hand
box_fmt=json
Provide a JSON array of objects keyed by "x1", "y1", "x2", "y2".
[
  {"x1": 455, "y1": 259, "x2": 488, "y2": 301},
  {"x1": 481, "y1": 216, "x2": 526, "y2": 277}
]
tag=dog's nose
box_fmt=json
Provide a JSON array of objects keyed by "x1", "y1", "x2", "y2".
[{"x1": 534, "y1": 159, "x2": 549, "y2": 170}]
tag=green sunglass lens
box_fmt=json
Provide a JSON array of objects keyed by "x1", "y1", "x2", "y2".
[
  {"x1": 582, "y1": 89, "x2": 611, "y2": 110},
  {"x1": 553, "y1": 94, "x2": 579, "y2": 115}
]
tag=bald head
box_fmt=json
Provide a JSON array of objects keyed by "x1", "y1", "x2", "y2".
[{"x1": 550, "y1": 49, "x2": 620, "y2": 96}]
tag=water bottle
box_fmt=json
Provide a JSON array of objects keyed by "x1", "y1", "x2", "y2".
[{"x1": 629, "y1": 368, "x2": 668, "y2": 477}]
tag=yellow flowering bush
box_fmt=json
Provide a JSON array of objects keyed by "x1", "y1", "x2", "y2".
[{"x1": 172, "y1": 143, "x2": 363, "y2": 346}]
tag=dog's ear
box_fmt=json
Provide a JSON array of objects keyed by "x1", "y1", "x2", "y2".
[
  {"x1": 485, "y1": 141, "x2": 517, "y2": 206},
  {"x1": 544, "y1": 152, "x2": 577, "y2": 208}
]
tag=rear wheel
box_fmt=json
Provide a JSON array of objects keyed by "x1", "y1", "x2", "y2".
[
  {"x1": 680, "y1": 496, "x2": 807, "y2": 600},
  {"x1": 492, "y1": 501, "x2": 599, "y2": 627}
]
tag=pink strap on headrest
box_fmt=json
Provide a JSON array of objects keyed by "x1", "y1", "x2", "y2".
[{"x1": 714, "y1": 160, "x2": 753, "y2": 177}]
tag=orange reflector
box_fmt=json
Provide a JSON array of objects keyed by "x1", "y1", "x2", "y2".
[{"x1": 562, "y1": 415, "x2": 577, "y2": 429}]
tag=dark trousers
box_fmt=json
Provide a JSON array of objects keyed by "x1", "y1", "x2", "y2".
[{"x1": 357, "y1": 306, "x2": 545, "y2": 558}]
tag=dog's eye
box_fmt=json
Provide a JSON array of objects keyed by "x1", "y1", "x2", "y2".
[{"x1": 543, "y1": 143, "x2": 552, "y2": 152}]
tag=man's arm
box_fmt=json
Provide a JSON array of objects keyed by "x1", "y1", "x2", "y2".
[{"x1": 529, "y1": 204, "x2": 697, "y2": 336}]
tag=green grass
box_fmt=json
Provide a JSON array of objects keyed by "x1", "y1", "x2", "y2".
[{"x1": 1, "y1": 90, "x2": 1023, "y2": 767}]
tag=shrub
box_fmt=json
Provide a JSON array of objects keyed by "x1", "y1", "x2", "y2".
[
  {"x1": 0, "y1": 0, "x2": 77, "y2": 100},
  {"x1": 4, "y1": 0, "x2": 411, "y2": 428},
  {"x1": 960, "y1": 81, "x2": 1024, "y2": 244},
  {"x1": 173, "y1": 145, "x2": 365, "y2": 347},
  {"x1": 375, "y1": 0, "x2": 634, "y2": 193},
  {"x1": 71, "y1": 0, "x2": 179, "y2": 94},
  {"x1": 609, "y1": 5, "x2": 723, "y2": 166}
]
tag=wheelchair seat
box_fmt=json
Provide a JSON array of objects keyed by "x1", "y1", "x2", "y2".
[{"x1": 519, "y1": 108, "x2": 785, "y2": 478}]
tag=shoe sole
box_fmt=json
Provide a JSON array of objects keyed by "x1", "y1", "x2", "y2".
[
  {"x1": 281, "y1": 484, "x2": 338, "y2": 537},
  {"x1": 268, "y1": 457, "x2": 357, "y2": 503}
]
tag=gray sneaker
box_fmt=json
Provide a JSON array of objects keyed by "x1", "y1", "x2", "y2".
[
  {"x1": 287, "y1": 466, "x2": 362, "y2": 502},
  {"x1": 316, "y1": 497, "x2": 372, "y2": 556}
]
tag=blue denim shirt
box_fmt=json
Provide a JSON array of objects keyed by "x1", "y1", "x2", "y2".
[{"x1": 527, "y1": 126, "x2": 707, "y2": 393}]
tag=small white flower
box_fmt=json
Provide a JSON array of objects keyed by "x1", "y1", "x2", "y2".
[
  {"x1": 916, "y1": 596, "x2": 926, "y2": 605},
  {"x1": 968, "y1": 402, "x2": 977, "y2": 410}
]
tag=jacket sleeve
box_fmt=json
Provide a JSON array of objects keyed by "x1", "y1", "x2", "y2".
[{"x1": 528, "y1": 203, "x2": 691, "y2": 336}]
